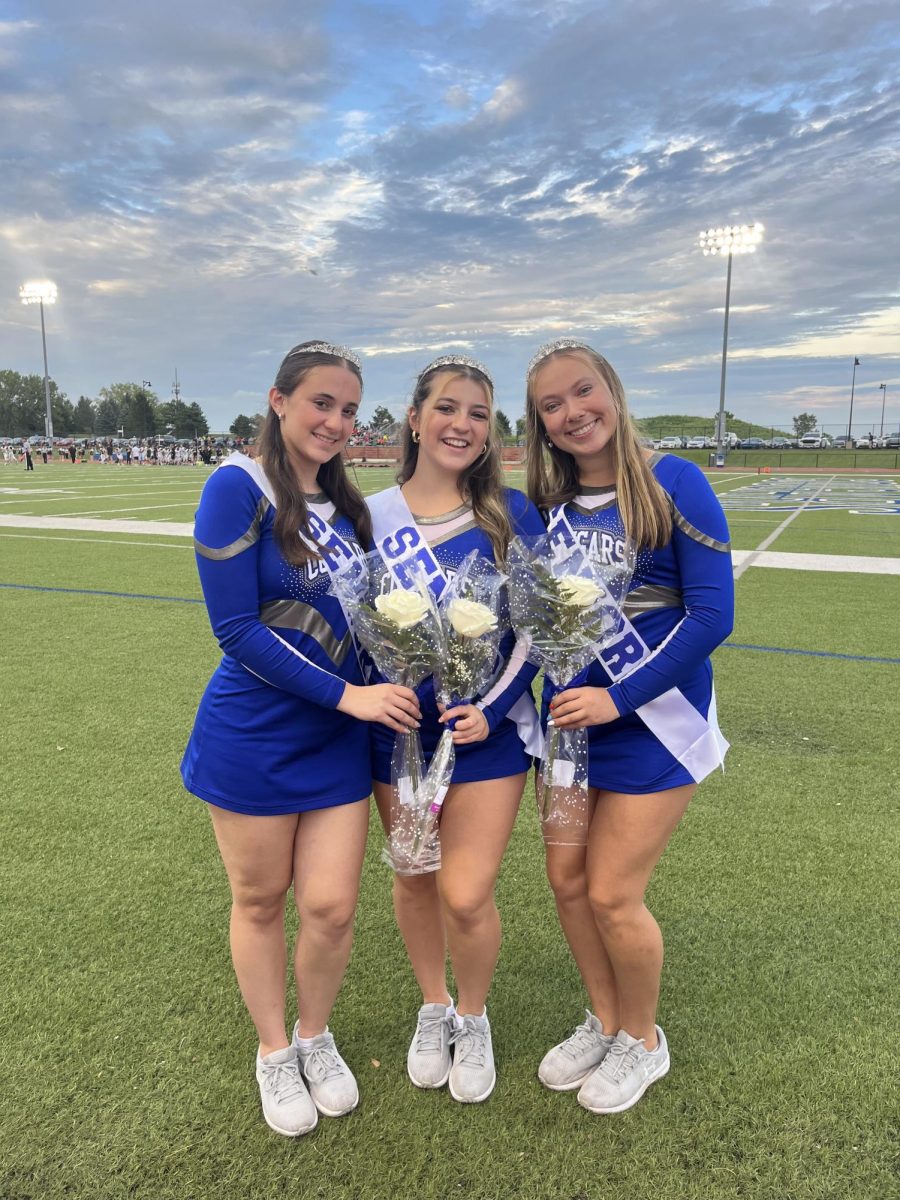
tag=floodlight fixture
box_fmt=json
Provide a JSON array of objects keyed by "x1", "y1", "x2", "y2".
[
  {"x1": 698, "y1": 223, "x2": 764, "y2": 257},
  {"x1": 19, "y1": 279, "x2": 58, "y2": 306},
  {"x1": 696, "y1": 223, "x2": 764, "y2": 455},
  {"x1": 19, "y1": 279, "x2": 59, "y2": 441}
]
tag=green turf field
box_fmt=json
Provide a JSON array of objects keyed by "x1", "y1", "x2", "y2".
[{"x1": 1, "y1": 462, "x2": 898, "y2": 1200}]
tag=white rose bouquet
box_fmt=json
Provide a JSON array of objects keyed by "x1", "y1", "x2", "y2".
[
  {"x1": 415, "y1": 552, "x2": 507, "y2": 842},
  {"x1": 330, "y1": 550, "x2": 443, "y2": 873},
  {"x1": 507, "y1": 533, "x2": 634, "y2": 845}
]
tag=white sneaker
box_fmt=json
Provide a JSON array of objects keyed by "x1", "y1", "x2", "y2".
[
  {"x1": 448, "y1": 1014, "x2": 496, "y2": 1104},
  {"x1": 407, "y1": 1003, "x2": 454, "y2": 1089},
  {"x1": 293, "y1": 1025, "x2": 359, "y2": 1117},
  {"x1": 577, "y1": 1026, "x2": 670, "y2": 1114},
  {"x1": 538, "y1": 1011, "x2": 615, "y2": 1091},
  {"x1": 255, "y1": 1046, "x2": 318, "y2": 1137}
]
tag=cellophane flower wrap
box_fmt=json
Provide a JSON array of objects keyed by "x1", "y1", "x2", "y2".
[
  {"x1": 507, "y1": 533, "x2": 634, "y2": 845},
  {"x1": 415, "y1": 551, "x2": 507, "y2": 850},
  {"x1": 330, "y1": 550, "x2": 443, "y2": 874}
]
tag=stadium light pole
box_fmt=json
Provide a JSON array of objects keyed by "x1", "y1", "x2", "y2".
[
  {"x1": 847, "y1": 356, "x2": 860, "y2": 442},
  {"x1": 878, "y1": 382, "x2": 887, "y2": 438},
  {"x1": 19, "y1": 279, "x2": 58, "y2": 442},
  {"x1": 698, "y1": 223, "x2": 764, "y2": 456}
]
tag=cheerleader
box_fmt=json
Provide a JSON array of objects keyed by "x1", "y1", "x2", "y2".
[
  {"x1": 368, "y1": 355, "x2": 545, "y2": 1103},
  {"x1": 524, "y1": 339, "x2": 734, "y2": 1114},
  {"x1": 182, "y1": 342, "x2": 420, "y2": 1137}
]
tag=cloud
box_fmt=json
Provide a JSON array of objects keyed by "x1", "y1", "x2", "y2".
[{"x1": 1, "y1": 0, "x2": 898, "y2": 430}]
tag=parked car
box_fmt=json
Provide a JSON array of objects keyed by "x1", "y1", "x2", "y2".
[
  {"x1": 832, "y1": 435, "x2": 856, "y2": 448},
  {"x1": 686, "y1": 436, "x2": 712, "y2": 449},
  {"x1": 659, "y1": 436, "x2": 683, "y2": 449},
  {"x1": 884, "y1": 433, "x2": 900, "y2": 449},
  {"x1": 770, "y1": 437, "x2": 792, "y2": 449},
  {"x1": 740, "y1": 437, "x2": 766, "y2": 450},
  {"x1": 798, "y1": 432, "x2": 829, "y2": 449}
]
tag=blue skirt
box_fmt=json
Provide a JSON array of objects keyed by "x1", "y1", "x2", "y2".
[
  {"x1": 371, "y1": 690, "x2": 531, "y2": 785},
  {"x1": 541, "y1": 661, "x2": 715, "y2": 795},
  {"x1": 182, "y1": 660, "x2": 371, "y2": 815}
]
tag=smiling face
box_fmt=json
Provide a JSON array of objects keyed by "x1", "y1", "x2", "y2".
[
  {"x1": 531, "y1": 351, "x2": 619, "y2": 467},
  {"x1": 269, "y1": 364, "x2": 360, "y2": 487},
  {"x1": 409, "y1": 370, "x2": 492, "y2": 476}
]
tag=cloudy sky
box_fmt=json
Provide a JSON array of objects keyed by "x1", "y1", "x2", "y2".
[{"x1": 2, "y1": 0, "x2": 899, "y2": 433}]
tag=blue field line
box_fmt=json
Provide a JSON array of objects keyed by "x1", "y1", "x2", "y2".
[
  {"x1": 3, "y1": 581, "x2": 899, "y2": 665},
  {"x1": 0, "y1": 581, "x2": 203, "y2": 605},
  {"x1": 720, "y1": 641, "x2": 900, "y2": 666}
]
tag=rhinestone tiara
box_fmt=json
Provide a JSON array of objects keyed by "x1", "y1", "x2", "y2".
[
  {"x1": 526, "y1": 338, "x2": 593, "y2": 377},
  {"x1": 419, "y1": 354, "x2": 493, "y2": 386},
  {"x1": 285, "y1": 342, "x2": 362, "y2": 369}
]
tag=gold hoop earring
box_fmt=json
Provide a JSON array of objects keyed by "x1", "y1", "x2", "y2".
[
  {"x1": 411, "y1": 429, "x2": 420, "y2": 443},
  {"x1": 545, "y1": 436, "x2": 553, "y2": 448},
  {"x1": 480, "y1": 440, "x2": 490, "y2": 457}
]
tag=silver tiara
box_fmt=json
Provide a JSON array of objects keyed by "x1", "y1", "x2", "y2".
[
  {"x1": 286, "y1": 342, "x2": 362, "y2": 369},
  {"x1": 526, "y1": 338, "x2": 593, "y2": 377},
  {"x1": 419, "y1": 354, "x2": 493, "y2": 386}
]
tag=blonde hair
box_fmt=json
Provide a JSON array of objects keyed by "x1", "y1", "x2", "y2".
[
  {"x1": 399, "y1": 364, "x2": 513, "y2": 564},
  {"x1": 524, "y1": 345, "x2": 672, "y2": 549}
]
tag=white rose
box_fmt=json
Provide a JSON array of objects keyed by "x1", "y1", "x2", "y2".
[
  {"x1": 558, "y1": 575, "x2": 603, "y2": 607},
  {"x1": 447, "y1": 598, "x2": 498, "y2": 638},
  {"x1": 374, "y1": 588, "x2": 429, "y2": 629}
]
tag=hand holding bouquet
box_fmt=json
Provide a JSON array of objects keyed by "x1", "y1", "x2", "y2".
[
  {"x1": 330, "y1": 551, "x2": 443, "y2": 873},
  {"x1": 418, "y1": 552, "x2": 506, "y2": 838},
  {"x1": 507, "y1": 534, "x2": 634, "y2": 845}
]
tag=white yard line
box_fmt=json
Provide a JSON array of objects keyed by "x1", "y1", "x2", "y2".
[
  {"x1": 62, "y1": 501, "x2": 199, "y2": 517},
  {"x1": 0, "y1": 532, "x2": 192, "y2": 549},
  {"x1": 731, "y1": 549, "x2": 900, "y2": 575},
  {"x1": 0, "y1": 515, "x2": 194, "y2": 536},
  {"x1": 732, "y1": 475, "x2": 835, "y2": 580},
  {"x1": 0, "y1": 489, "x2": 201, "y2": 507}
]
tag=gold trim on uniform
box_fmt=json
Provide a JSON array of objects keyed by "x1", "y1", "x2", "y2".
[{"x1": 194, "y1": 496, "x2": 270, "y2": 560}]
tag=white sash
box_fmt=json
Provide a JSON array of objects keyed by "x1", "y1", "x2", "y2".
[
  {"x1": 367, "y1": 486, "x2": 543, "y2": 755},
  {"x1": 219, "y1": 453, "x2": 363, "y2": 665},
  {"x1": 547, "y1": 504, "x2": 728, "y2": 783}
]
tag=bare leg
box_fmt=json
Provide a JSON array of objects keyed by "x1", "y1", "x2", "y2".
[
  {"x1": 436, "y1": 774, "x2": 525, "y2": 1015},
  {"x1": 375, "y1": 782, "x2": 451, "y2": 1005},
  {"x1": 208, "y1": 805, "x2": 297, "y2": 1056},
  {"x1": 544, "y1": 806, "x2": 620, "y2": 1032},
  {"x1": 586, "y1": 784, "x2": 695, "y2": 1046},
  {"x1": 292, "y1": 798, "x2": 369, "y2": 1037}
]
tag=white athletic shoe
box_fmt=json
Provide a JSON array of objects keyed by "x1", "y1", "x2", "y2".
[
  {"x1": 448, "y1": 1014, "x2": 496, "y2": 1104},
  {"x1": 538, "y1": 1011, "x2": 616, "y2": 1091},
  {"x1": 293, "y1": 1025, "x2": 359, "y2": 1117},
  {"x1": 407, "y1": 1003, "x2": 454, "y2": 1089},
  {"x1": 577, "y1": 1026, "x2": 670, "y2": 1114},
  {"x1": 255, "y1": 1046, "x2": 318, "y2": 1137}
]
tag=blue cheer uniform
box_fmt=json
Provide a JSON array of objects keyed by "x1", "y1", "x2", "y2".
[
  {"x1": 370, "y1": 488, "x2": 546, "y2": 785},
  {"x1": 181, "y1": 461, "x2": 370, "y2": 815},
  {"x1": 542, "y1": 454, "x2": 734, "y2": 794}
]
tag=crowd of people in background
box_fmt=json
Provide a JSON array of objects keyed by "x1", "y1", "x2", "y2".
[{"x1": 1, "y1": 436, "x2": 251, "y2": 467}]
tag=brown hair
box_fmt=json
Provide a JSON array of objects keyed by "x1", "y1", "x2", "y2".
[
  {"x1": 258, "y1": 341, "x2": 372, "y2": 566},
  {"x1": 525, "y1": 345, "x2": 672, "y2": 549},
  {"x1": 398, "y1": 363, "x2": 513, "y2": 563}
]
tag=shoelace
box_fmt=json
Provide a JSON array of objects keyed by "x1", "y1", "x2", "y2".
[
  {"x1": 559, "y1": 1012, "x2": 602, "y2": 1060},
  {"x1": 598, "y1": 1038, "x2": 643, "y2": 1082},
  {"x1": 450, "y1": 1020, "x2": 487, "y2": 1068},
  {"x1": 262, "y1": 1059, "x2": 307, "y2": 1102},
  {"x1": 301, "y1": 1041, "x2": 345, "y2": 1083},
  {"x1": 415, "y1": 1014, "x2": 450, "y2": 1054}
]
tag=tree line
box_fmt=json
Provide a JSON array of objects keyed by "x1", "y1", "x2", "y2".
[{"x1": 0, "y1": 371, "x2": 211, "y2": 438}]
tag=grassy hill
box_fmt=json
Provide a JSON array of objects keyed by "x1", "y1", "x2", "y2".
[{"x1": 635, "y1": 414, "x2": 790, "y2": 441}]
